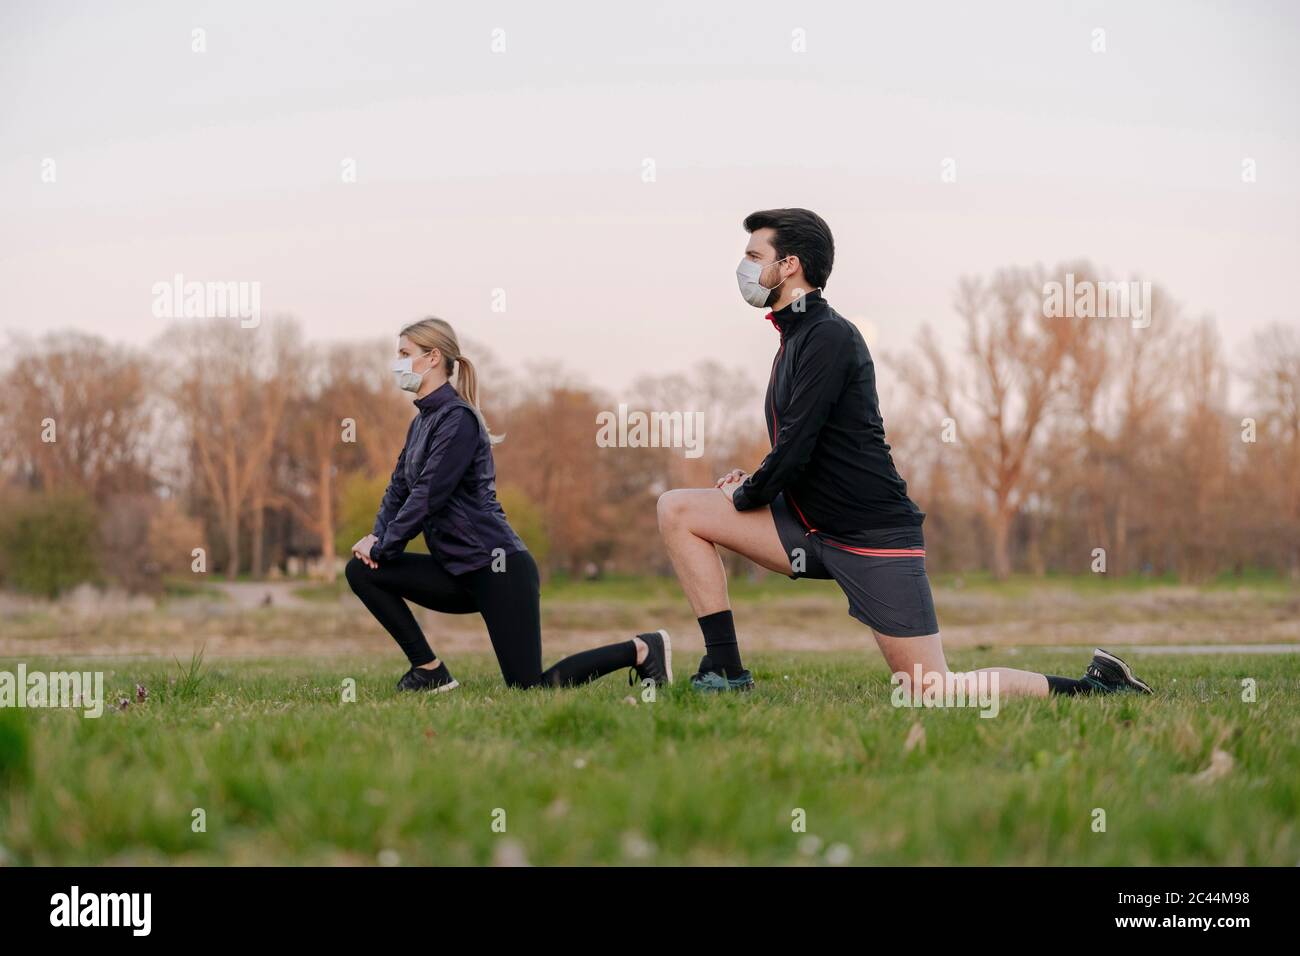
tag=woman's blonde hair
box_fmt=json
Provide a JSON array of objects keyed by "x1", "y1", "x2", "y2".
[{"x1": 400, "y1": 316, "x2": 502, "y2": 443}]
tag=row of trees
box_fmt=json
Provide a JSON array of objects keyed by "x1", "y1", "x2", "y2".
[
  {"x1": 0, "y1": 261, "x2": 1296, "y2": 594},
  {"x1": 0, "y1": 314, "x2": 768, "y2": 592},
  {"x1": 893, "y1": 264, "x2": 1298, "y2": 580}
]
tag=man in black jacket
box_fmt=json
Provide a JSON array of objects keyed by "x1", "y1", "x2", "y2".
[{"x1": 655, "y1": 208, "x2": 1153, "y2": 700}]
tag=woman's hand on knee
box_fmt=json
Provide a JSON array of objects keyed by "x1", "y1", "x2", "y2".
[{"x1": 351, "y1": 534, "x2": 379, "y2": 569}]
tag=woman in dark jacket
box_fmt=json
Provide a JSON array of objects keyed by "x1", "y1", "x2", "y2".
[{"x1": 346, "y1": 317, "x2": 672, "y2": 692}]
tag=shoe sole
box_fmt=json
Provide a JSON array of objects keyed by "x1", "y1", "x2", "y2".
[
  {"x1": 1093, "y1": 648, "x2": 1152, "y2": 694},
  {"x1": 397, "y1": 678, "x2": 460, "y2": 694},
  {"x1": 657, "y1": 629, "x2": 673, "y2": 684},
  {"x1": 690, "y1": 675, "x2": 755, "y2": 693}
]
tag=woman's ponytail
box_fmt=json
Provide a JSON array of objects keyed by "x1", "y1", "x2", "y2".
[
  {"x1": 452, "y1": 354, "x2": 479, "y2": 410},
  {"x1": 452, "y1": 354, "x2": 503, "y2": 445}
]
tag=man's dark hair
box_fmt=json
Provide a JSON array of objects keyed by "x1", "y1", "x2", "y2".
[{"x1": 743, "y1": 208, "x2": 835, "y2": 289}]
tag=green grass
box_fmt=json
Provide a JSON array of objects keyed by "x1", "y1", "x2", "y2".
[
  {"x1": 293, "y1": 571, "x2": 849, "y2": 604},
  {"x1": 160, "y1": 576, "x2": 228, "y2": 600},
  {"x1": 928, "y1": 567, "x2": 1299, "y2": 597},
  {"x1": 1, "y1": 650, "x2": 1297, "y2": 866},
  {"x1": 292, "y1": 569, "x2": 1298, "y2": 605}
]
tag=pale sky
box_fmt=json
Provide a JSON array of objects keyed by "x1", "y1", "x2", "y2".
[{"x1": 2, "y1": 0, "x2": 1297, "y2": 392}]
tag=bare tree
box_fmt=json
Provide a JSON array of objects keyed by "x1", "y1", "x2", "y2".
[
  {"x1": 0, "y1": 333, "x2": 153, "y2": 495},
  {"x1": 272, "y1": 342, "x2": 404, "y2": 579},
  {"x1": 1242, "y1": 323, "x2": 1300, "y2": 575},
  {"x1": 907, "y1": 266, "x2": 1085, "y2": 578},
  {"x1": 165, "y1": 317, "x2": 294, "y2": 579}
]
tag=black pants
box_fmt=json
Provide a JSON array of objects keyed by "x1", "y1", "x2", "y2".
[{"x1": 345, "y1": 549, "x2": 634, "y2": 688}]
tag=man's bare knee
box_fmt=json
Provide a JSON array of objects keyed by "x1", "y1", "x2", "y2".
[{"x1": 656, "y1": 489, "x2": 692, "y2": 535}]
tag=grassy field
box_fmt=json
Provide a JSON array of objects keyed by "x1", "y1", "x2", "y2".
[{"x1": 1, "y1": 648, "x2": 1297, "y2": 865}]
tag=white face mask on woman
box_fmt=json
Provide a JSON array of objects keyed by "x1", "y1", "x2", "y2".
[
  {"x1": 735, "y1": 255, "x2": 791, "y2": 308},
  {"x1": 391, "y1": 350, "x2": 432, "y2": 392}
]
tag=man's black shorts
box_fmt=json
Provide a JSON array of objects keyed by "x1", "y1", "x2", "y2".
[{"x1": 770, "y1": 492, "x2": 939, "y2": 637}]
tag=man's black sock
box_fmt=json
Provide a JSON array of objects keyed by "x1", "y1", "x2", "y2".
[
  {"x1": 698, "y1": 610, "x2": 743, "y2": 678},
  {"x1": 1046, "y1": 675, "x2": 1092, "y2": 696}
]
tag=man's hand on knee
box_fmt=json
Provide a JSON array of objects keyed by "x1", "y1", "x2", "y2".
[
  {"x1": 717, "y1": 473, "x2": 748, "y2": 501},
  {"x1": 715, "y1": 468, "x2": 746, "y2": 488}
]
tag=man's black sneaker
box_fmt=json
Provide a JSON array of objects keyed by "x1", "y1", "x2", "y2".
[
  {"x1": 396, "y1": 663, "x2": 459, "y2": 693},
  {"x1": 629, "y1": 629, "x2": 673, "y2": 687},
  {"x1": 1083, "y1": 648, "x2": 1153, "y2": 695}
]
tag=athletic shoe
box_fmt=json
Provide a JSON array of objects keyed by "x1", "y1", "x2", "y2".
[
  {"x1": 628, "y1": 629, "x2": 673, "y2": 687},
  {"x1": 690, "y1": 668, "x2": 755, "y2": 693},
  {"x1": 396, "y1": 663, "x2": 459, "y2": 693},
  {"x1": 1082, "y1": 648, "x2": 1153, "y2": 695}
]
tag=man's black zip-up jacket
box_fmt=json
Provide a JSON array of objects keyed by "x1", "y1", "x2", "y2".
[
  {"x1": 731, "y1": 289, "x2": 924, "y2": 534},
  {"x1": 370, "y1": 381, "x2": 525, "y2": 574}
]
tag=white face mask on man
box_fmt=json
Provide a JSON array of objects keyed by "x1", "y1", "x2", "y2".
[
  {"x1": 735, "y1": 255, "x2": 791, "y2": 308},
  {"x1": 391, "y1": 350, "x2": 433, "y2": 392}
]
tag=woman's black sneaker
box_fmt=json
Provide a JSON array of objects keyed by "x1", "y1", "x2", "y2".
[
  {"x1": 397, "y1": 663, "x2": 459, "y2": 693},
  {"x1": 629, "y1": 629, "x2": 673, "y2": 687}
]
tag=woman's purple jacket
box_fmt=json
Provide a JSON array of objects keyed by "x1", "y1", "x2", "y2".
[{"x1": 370, "y1": 381, "x2": 525, "y2": 574}]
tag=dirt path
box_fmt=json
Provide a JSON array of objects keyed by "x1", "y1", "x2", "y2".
[{"x1": 208, "y1": 581, "x2": 312, "y2": 610}]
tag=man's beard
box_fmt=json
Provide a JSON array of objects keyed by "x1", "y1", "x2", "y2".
[{"x1": 761, "y1": 266, "x2": 784, "y2": 308}]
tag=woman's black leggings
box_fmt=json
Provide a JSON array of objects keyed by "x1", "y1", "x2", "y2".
[{"x1": 345, "y1": 548, "x2": 635, "y2": 688}]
